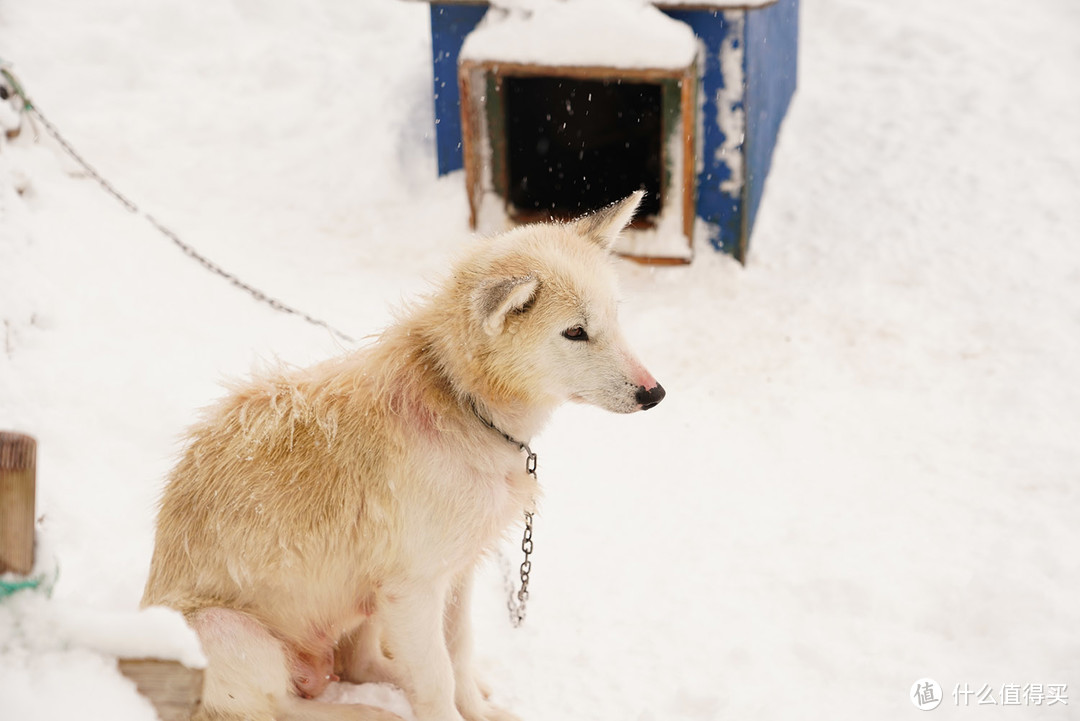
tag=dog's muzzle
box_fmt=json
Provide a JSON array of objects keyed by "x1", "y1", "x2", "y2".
[{"x1": 635, "y1": 383, "x2": 666, "y2": 411}]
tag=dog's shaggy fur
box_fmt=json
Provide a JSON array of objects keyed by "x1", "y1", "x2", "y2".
[{"x1": 142, "y1": 192, "x2": 664, "y2": 721}]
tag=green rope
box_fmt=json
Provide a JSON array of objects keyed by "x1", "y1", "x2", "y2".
[
  {"x1": 0, "y1": 63, "x2": 34, "y2": 112},
  {"x1": 0, "y1": 576, "x2": 42, "y2": 599}
]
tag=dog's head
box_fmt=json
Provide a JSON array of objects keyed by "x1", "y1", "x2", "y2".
[{"x1": 454, "y1": 191, "x2": 665, "y2": 415}]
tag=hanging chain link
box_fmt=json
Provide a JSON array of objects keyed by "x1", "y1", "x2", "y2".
[
  {"x1": 0, "y1": 62, "x2": 355, "y2": 344},
  {"x1": 507, "y1": 449, "x2": 537, "y2": 627},
  {"x1": 472, "y1": 405, "x2": 538, "y2": 628}
]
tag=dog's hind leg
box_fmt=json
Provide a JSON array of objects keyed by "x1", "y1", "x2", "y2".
[
  {"x1": 189, "y1": 608, "x2": 401, "y2": 721},
  {"x1": 337, "y1": 618, "x2": 403, "y2": 687},
  {"x1": 188, "y1": 607, "x2": 291, "y2": 721}
]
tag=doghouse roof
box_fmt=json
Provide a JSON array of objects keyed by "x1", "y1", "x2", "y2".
[{"x1": 460, "y1": 1, "x2": 701, "y2": 70}]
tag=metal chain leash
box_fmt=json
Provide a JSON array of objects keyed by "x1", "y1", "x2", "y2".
[
  {"x1": 509, "y1": 468, "x2": 536, "y2": 628},
  {"x1": 0, "y1": 62, "x2": 356, "y2": 344},
  {"x1": 473, "y1": 405, "x2": 537, "y2": 627}
]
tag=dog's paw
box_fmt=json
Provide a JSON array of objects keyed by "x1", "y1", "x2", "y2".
[
  {"x1": 459, "y1": 700, "x2": 521, "y2": 721},
  {"x1": 456, "y1": 670, "x2": 519, "y2": 721}
]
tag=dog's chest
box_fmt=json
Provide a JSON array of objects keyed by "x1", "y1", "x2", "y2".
[{"x1": 414, "y1": 443, "x2": 536, "y2": 558}]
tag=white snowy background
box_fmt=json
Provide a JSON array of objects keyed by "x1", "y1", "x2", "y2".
[{"x1": 2, "y1": 0, "x2": 1079, "y2": 719}]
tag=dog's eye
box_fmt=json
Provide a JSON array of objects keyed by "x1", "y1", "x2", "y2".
[{"x1": 562, "y1": 326, "x2": 589, "y2": 341}]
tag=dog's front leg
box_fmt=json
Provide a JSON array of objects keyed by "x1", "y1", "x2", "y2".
[
  {"x1": 446, "y1": 568, "x2": 521, "y2": 721},
  {"x1": 382, "y1": 581, "x2": 463, "y2": 721}
]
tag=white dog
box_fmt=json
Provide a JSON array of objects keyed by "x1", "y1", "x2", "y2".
[{"x1": 142, "y1": 191, "x2": 665, "y2": 721}]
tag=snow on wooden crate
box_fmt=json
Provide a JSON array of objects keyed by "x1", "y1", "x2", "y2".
[
  {"x1": 416, "y1": 0, "x2": 799, "y2": 263},
  {"x1": 1, "y1": 430, "x2": 205, "y2": 720}
]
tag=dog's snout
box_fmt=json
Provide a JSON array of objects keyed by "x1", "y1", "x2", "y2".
[{"x1": 635, "y1": 383, "x2": 666, "y2": 411}]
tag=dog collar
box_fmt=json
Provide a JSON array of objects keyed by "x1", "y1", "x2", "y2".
[{"x1": 470, "y1": 405, "x2": 538, "y2": 476}]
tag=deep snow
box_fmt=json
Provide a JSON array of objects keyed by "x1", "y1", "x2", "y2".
[{"x1": 2, "y1": 1, "x2": 1079, "y2": 720}]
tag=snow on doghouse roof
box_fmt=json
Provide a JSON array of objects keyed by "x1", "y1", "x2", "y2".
[{"x1": 458, "y1": 0, "x2": 705, "y2": 70}]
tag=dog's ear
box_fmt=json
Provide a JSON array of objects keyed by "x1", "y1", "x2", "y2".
[
  {"x1": 572, "y1": 190, "x2": 645, "y2": 251},
  {"x1": 472, "y1": 275, "x2": 540, "y2": 336}
]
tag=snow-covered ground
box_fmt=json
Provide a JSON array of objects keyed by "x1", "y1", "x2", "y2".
[{"x1": 2, "y1": 0, "x2": 1079, "y2": 719}]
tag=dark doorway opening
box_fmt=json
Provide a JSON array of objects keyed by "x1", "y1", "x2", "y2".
[{"x1": 504, "y1": 76, "x2": 663, "y2": 221}]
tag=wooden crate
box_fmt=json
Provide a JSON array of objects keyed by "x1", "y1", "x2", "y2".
[
  {"x1": 0, "y1": 431, "x2": 35, "y2": 575},
  {"x1": 118, "y1": 659, "x2": 204, "y2": 721}
]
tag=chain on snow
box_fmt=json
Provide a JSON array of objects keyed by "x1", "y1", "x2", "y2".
[{"x1": 0, "y1": 62, "x2": 355, "y2": 344}]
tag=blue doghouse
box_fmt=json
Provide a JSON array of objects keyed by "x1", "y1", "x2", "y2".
[{"x1": 421, "y1": 0, "x2": 798, "y2": 263}]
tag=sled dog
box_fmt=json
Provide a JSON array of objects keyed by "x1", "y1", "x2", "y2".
[{"x1": 142, "y1": 191, "x2": 665, "y2": 721}]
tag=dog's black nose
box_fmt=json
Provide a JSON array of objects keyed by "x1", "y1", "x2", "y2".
[{"x1": 635, "y1": 383, "x2": 666, "y2": 410}]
